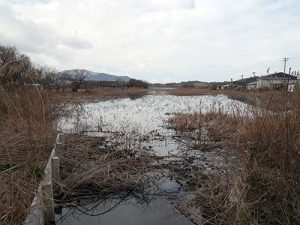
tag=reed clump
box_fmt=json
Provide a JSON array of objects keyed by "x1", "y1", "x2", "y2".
[
  {"x1": 0, "y1": 87, "x2": 57, "y2": 225},
  {"x1": 170, "y1": 92, "x2": 300, "y2": 225}
]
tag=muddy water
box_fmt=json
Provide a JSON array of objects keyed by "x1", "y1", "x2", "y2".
[{"x1": 56, "y1": 94, "x2": 248, "y2": 225}]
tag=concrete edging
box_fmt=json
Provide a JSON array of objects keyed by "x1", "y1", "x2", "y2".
[{"x1": 24, "y1": 134, "x2": 62, "y2": 225}]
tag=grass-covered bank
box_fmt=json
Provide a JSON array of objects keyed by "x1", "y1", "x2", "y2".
[
  {"x1": 0, "y1": 45, "x2": 58, "y2": 224},
  {"x1": 0, "y1": 87, "x2": 57, "y2": 225},
  {"x1": 0, "y1": 44, "x2": 150, "y2": 224},
  {"x1": 169, "y1": 92, "x2": 300, "y2": 225}
]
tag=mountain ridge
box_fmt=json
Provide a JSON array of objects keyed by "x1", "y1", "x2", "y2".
[{"x1": 58, "y1": 69, "x2": 131, "y2": 82}]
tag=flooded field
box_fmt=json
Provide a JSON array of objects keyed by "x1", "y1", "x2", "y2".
[
  {"x1": 55, "y1": 94, "x2": 249, "y2": 225},
  {"x1": 59, "y1": 94, "x2": 246, "y2": 134}
]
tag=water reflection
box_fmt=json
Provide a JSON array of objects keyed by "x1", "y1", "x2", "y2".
[
  {"x1": 58, "y1": 94, "x2": 248, "y2": 135},
  {"x1": 55, "y1": 175, "x2": 194, "y2": 225}
]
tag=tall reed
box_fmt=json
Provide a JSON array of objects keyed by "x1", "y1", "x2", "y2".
[
  {"x1": 170, "y1": 92, "x2": 300, "y2": 224},
  {"x1": 0, "y1": 86, "x2": 57, "y2": 225}
]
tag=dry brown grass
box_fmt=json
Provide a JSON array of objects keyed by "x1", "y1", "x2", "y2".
[
  {"x1": 54, "y1": 133, "x2": 155, "y2": 206},
  {"x1": 0, "y1": 87, "x2": 57, "y2": 225},
  {"x1": 168, "y1": 87, "x2": 247, "y2": 96},
  {"x1": 0, "y1": 85, "x2": 149, "y2": 224},
  {"x1": 49, "y1": 87, "x2": 150, "y2": 102},
  {"x1": 168, "y1": 87, "x2": 286, "y2": 106},
  {"x1": 169, "y1": 91, "x2": 300, "y2": 225}
]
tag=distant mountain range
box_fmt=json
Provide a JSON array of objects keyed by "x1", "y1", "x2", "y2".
[{"x1": 58, "y1": 69, "x2": 131, "y2": 82}]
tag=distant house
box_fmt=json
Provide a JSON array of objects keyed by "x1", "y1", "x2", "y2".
[
  {"x1": 256, "y1": 72, "x2": 297, "y2": 90},
  {"x1": 221, "y1": 84, "x2": 234, "y2": 89},
  {"x1": 246, "y1": 82, "x2": 257, "y2": 90},
  {"x1": 233, "y1": 76, "x2": 257, "y2": 89}
]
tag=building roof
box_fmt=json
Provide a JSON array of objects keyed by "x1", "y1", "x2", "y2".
[
  {"x1": 247, "y1": 82, "x2": 257, "y2": 85},
  {"x1": 233, "y1": 76, "x2": 257, "y2": 86},
  {"x1": 259, "y1": 72, "x2": 297, "y2": 80}
]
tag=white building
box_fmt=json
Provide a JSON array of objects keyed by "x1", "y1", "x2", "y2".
[{"x1": 256, "y1": 73, "x2": 297, "y2": 90}]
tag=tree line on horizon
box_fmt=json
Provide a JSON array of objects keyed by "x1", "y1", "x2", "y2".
[{"x1": 0, "y1": 44, "x2": 148, "y2": 92}]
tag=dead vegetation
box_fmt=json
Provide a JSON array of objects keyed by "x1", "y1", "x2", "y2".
[
  {"x1": 0, "y1": 88, "x2": 57, "y2": 225},
  {"x1": 1, "y1": 44, "x2": 299, "y2": 225},
  {"x1": 0, "y1": 44, "x2": 150, "y2": 225},
  {"x1": 49, "y1": 87, "x2": 150, "y2": 103},
  {"x1": 169, "y1": 111, "x2": 241, "y2": 151},
  {"x1": 0, "y1": 45, "x2": 57, "y2": 225},
  {"x1": 54, "y1": 133, "x2": 156, "y2": 207},
  {"x1": 168, "y1": 87, "x2": 248, "y2": 96},
  {"x1": 169, "y1": 92, "x2": 300, "y2": 225}
]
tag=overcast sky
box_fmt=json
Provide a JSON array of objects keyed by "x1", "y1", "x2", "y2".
[{"x1": 1, "y1": 0, "x2": 300, "y2": 83}]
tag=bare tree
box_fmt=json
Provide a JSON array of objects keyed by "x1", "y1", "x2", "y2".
[
  {"x1": 0, "y1": 45, "x2": 18, "y2": 64},
  {"x1": 61, "y1": 70, "x2": 88, "y2": 92},
  {"x1": 37, "y1": 66, "x2": 58, "y2": 90},
  {"x1": 57, "y1": 73, "x2": 70, "y2": 92}
]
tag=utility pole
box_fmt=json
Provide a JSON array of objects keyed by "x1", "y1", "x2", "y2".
[
  {"x1": 282, "y1": 57, "x2": 290, "y2": 92},
  {"x1": 283, "y1": 57, "x2": 289, "y2": 77}
]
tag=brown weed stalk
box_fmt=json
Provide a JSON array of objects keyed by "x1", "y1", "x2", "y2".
[
  {"x1": 0, "y1": 86, "x2": 57, "y2": 225},
  {"x1": 170, "y1": 92, "x2": 300, "y2": 225}
]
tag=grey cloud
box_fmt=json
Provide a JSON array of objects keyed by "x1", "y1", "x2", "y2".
[
  {"x1": 10, "y1": 0, "x2": 51, "y2": 4},
  {"x1": 63, "y1": 38, "x2": 93, "y2": 50},
  {"x1": 0, "y1": 1, "x2": 92, "y2": 66},
  {"x1": 1, "y1": 0, "x2": 300, "y2": 82}
]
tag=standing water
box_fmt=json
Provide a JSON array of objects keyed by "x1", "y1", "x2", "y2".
[{"x1": 56, "y1": 94, "x2": 248, "y2": 225}]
